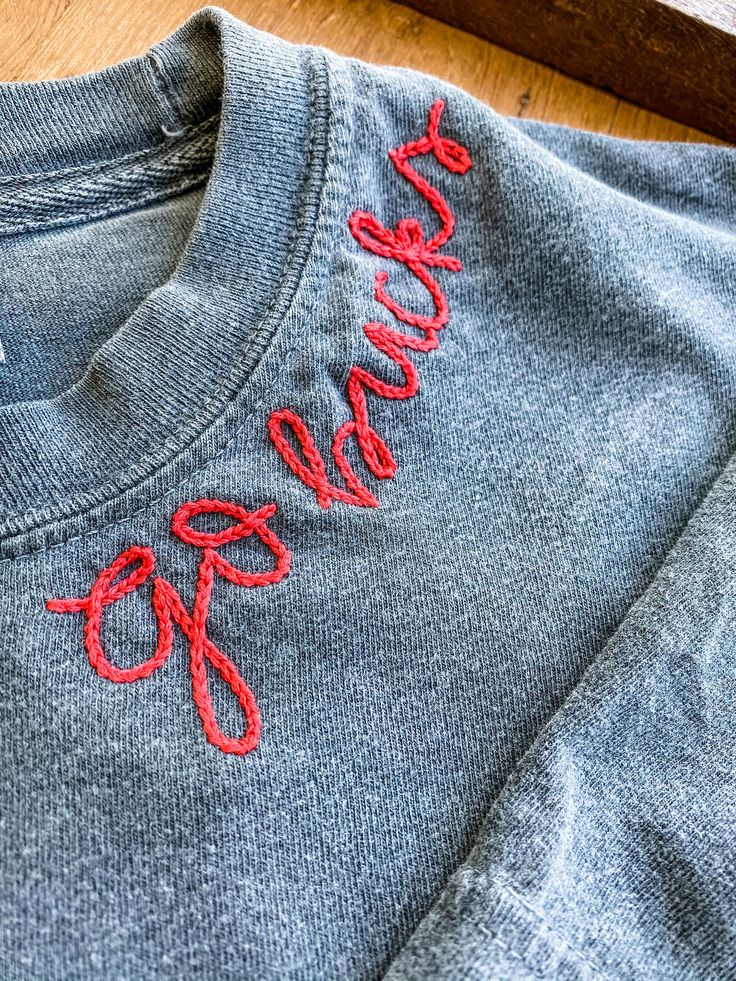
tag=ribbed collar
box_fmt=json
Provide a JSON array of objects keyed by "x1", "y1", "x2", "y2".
[{"x1": 0, "y1": 7, "x2": 330, "y2": 538}]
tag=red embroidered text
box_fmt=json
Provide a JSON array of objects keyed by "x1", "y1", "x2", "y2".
[
  {"x1": 47, "y1": 101, "x2": 472, "y2": 758},
  {"x1": 47, "y1": 499, "x2": 291, "y2": 756},
  {"x1": 268, "y1": 99, "x2": 471, "y2": 508}
]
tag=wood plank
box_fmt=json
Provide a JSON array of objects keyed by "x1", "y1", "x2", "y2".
[
  {"x1": 393, "y1": 0, "x2": 735, "y2": 142},
  {"x1": 0, "y1": 0, "x2": 715, "y2": 143}
]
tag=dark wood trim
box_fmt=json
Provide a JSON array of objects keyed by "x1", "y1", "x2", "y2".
[{"x1": 392, "y1": 0, "x2": 736, "y2": 142}]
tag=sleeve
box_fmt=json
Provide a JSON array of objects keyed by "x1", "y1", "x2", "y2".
[{"x1": 385, "y1": 452, "x2": 736, "y2": 979}]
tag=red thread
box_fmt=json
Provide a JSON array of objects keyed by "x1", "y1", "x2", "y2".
[
  {"x1": 269, "y1": 99, "x2": 471, "y2": 507},
  {"x1": 47, "y1": 545, "x2": 169, "y2": 684},
  {"x1": 267, "y1": 409, "x2": 378, "y2": 509},
  {"x1": 46, "y1": 102, "x2": 471, "y2": 756},
  {"x1": 46, "y1": 499, "x2": 292, "y2": 756}
]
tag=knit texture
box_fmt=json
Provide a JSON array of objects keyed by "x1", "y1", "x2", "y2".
[{"x1": 1, "y1": 6, "x2": 735, "y2": 979}]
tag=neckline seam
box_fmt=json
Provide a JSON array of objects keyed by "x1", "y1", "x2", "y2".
[
  {"x1": 0, "y1": 112, "x2": 220, "y2": 185},
  {"x1": 0, "y1": 46, "x2": 349, "y2": 557},
  {"x1": 0, "y1": 111, "x2": 219, "y2": 236},
  {"x1": 0, "y1": 173, "x2": 211, "y2": 238}
]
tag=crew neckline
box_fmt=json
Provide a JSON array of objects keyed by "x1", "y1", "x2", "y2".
[{"x1": 0, "y1": 7, "x2": 337, "y2": 545}]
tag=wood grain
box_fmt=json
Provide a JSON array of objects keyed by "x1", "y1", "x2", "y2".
[
  {"x1": 394, "y1": 0, "x2": 734, "y2": 142},
  {"x1": 0, "y1": 0, "x2": 716, "y2": 143}
]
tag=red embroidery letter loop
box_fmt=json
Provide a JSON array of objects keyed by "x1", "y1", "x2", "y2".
[
  {"x1": 269, "y1": 99, "x2": 471, "y2": 508},
  {"x1": 47, "y1": 498, "x2": 292, "y2": 756},
  {"x1": 48, "y1": 102, "x2": 472, "y2": 756}
]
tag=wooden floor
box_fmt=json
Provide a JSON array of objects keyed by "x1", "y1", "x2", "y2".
[{"x1": 1, "y1": 0, "x2": 716, "y2": 143}]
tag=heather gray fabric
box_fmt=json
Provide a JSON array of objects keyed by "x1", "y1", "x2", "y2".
[{"x1": 1, "y1": 7, "x2": 735, "y2": 979}]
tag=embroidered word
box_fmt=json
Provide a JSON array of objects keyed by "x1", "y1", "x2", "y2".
[
  {"x1": 268, "y1": 99, "x2": 471, "y2": 508},
  {"x1": 46, "y1": 102, "x2": 472, "y2": 757},
  {"x1": 47, "y1": 499, "x2": 291, "y2": 755}
]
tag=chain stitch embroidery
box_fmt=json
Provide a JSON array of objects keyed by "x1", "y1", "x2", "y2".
[
  {"x1": 47, "y1": 499, "x2": 291, "y2": 755},
  {"x1": 268, "y1": 99, "x2": 471, "y2": 508},
  {"x1": 46, "y1": 101, "x2": 471, "y2": 755}
]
